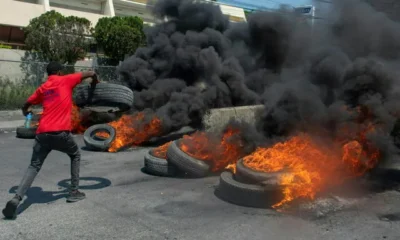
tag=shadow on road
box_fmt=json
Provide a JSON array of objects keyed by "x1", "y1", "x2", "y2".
[
  {"x1": 6, "y1": 177, "x2": 112, "y2": 217},
  {"x1": 8, "y1": 186, "x2": 68, "y2": 215},
  {"x1": 80, "y1": 146, "x2": 107, "y2": 152},
  {"x1": 57, "y1": 176, "x2": 112, "y2": 190}
]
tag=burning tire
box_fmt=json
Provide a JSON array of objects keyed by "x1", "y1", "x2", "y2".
[
  {"x1": 166, "y1": 140, "x2": 210, "y2": 177},
  {"x1": 16, "y1": 126, "x2": 37, "y2": 139},
  {"x1": 144, "y1": 150, "x2": 179, "y2": 177},
  {"x1": 83, "y1": 124, "x2": 116, "y2": 151},
  {"x1": 235, "y1": 159, "x2": 287, "y2": 184},
  {"x1": 216, "y1": 171, "x2": 283, "y2": 208},
  {"x1": 74, "y1": 83, "x2": 134, "y2": 112}
]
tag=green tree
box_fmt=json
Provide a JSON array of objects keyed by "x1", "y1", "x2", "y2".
[
  {"x1": 93, "y1": 16, "x2": 146, "y2": 63},
  {"x1": 24, "y1": 10, "x2": 92, "y2": 65}
]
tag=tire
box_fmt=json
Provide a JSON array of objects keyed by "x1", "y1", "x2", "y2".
[
  {"x1": 83, "y1": 124, "x2": 116, "y2": 151},
  {"x1": 79, "y1": 109, "x2": 122, "y2": 126},
  {"x1": 235, "y1": 159, "x2": 287, "y2": 184},
  {"x1": 74, "y1": 83, "x2": 134, "y2": 112},
  {"x1": 144, "y1": 150, "x2": 179, "y2": 177},
  {"x1": 216, "y1": 171, "x2": 283, "y2": 208},
  {"x1": 16, "y1": 126, "x2": 37, "y2": 139},
  {"x1": 166, "y1": 140, "x2": 210, "y2": 177}
]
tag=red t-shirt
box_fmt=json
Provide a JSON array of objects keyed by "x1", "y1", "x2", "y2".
[{"x1": 27, "y1": 73, "x2": 83, "y2": 134}]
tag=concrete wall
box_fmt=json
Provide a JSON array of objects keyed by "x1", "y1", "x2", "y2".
[
  {"x1": 217, "y1": 3, "x2": 247, "y2": 22},
  {"x1": 51, "y1": 6, "x2": 106, "y2": 26},
  {"x1": 50, "y1": 0, "x2": 104, "y2": 14},
  {"x1": 202, "y1": 105, "x2": 264, "y2": 133},
  {"x1": 0, "y1": 0, "x2": 46, "y2": 27}
]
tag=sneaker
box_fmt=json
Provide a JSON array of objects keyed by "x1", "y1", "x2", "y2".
[
  {"x1": 2, "y1": 195, "x2": 21, "y2": 219},
  {"x1": 66, "y1": 190, "x2": 86, "y2": 203}
]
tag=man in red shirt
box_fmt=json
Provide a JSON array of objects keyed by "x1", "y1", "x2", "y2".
[{"x1": 2, "y1": 62, "x2": 98, "y2": 219}]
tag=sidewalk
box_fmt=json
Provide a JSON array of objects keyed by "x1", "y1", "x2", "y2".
[{"x1": 0, "y1": 109, "x2": 33, "y2": 130}]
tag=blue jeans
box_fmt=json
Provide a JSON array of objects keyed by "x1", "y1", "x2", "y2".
[{"x1": 15, "y1": 131, "x2": 81, "y2": 199}]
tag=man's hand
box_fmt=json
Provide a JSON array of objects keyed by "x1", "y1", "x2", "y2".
[
  {"x1": 81, "y1": 71, "x2": 100, "y2": 85},
  {"x1": 91, "y1": 73, "x2": 100, "y2": 84},
  {"x1": 21, "y1": 102, "x2": 33, "y2": 117},
  {"x1": 81, "y1": 70, "x2": 96, "y2": 80}
]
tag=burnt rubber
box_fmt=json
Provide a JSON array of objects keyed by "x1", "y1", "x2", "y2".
[
  {"x1": 144, "y1": 150, "x2": 179, "y2": 177},
  {"x1": 16, "y1": 126, "x2": 37, "y2": 139},
  {"x1": 79, "y1": 109, "x2": 122, "y2": 126},
  {"x1": 235, "y1": 159, "x2": 287, "y2": 184},
  {"x1": 83, "y1": 124, "x2": 116, "y2": 151},
  {"x1": 74, "y1": 83, "x2": 134, "y2": 112},
  {"x1": 216, "y1": 171, "x2": 283, "y2": 208},
  {"x1": 166, "y1": 140, "x2": 210, "y2": 178}
]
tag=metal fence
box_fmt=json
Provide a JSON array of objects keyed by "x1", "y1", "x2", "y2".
[{"x1": 0, "y1": 59, "x2": 120, "y2": 87}]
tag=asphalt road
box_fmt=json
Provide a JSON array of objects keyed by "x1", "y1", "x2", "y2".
[{"x1": 0, "y1": 130, "x2": 400, "y2": 240}]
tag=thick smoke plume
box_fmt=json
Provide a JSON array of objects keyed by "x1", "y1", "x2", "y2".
[{"x1": 118, "y1": 0, "x2": 400, "y2": 162}]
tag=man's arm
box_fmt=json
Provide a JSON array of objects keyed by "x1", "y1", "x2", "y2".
[
  {"x1": 81, "y1": 71, "x2": 97, "y2": 82},
  {"x1": 22, "y1": 88, "x2": 42, "y2": 116},
  {"x1": 67, "y1": 71, "x2": 99, "y2": 88}
]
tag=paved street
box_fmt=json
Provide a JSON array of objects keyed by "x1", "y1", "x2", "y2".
[{"x1": 0, "y1": 130, "x2": 400, "y2": 240}]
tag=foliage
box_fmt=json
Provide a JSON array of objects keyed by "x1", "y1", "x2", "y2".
[
  {"x1": 0, "y1": 43, "x2": 12, "y2": 49},
  {"x1": 24, "y1": 10, "x2": 93, "y2": 65},
  {"x1": 93, "y1": 16, "x2": 146, "y2": 63},
  {"x1": 0, "y1": 78, "x2": 36, "y2": 110},
  {"x1": 19, "y1": 51, "x2": 47, "y2": 87}
]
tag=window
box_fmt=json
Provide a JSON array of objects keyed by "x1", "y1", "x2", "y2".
[{"x1": 0, "y1": 25, "x2": 26, "y2": 49}]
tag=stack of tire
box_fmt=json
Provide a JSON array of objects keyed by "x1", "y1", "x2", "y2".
[
  {"x1": 79, "y1": 83, "x2": 134, "y2": 151},
  {"x1": 143, "y1": 142, "x2": 178, "y2": 177},
  {"x1": 144, "y1": 139, "x2": 285, "y2": 208},
  {"x1": 143, "y1": 139, "x2": 211, "y2": 178},
  {"x1": 74, "y1": 82, "x2": 134, "y2": 112},
  {"x1": 215, "y1": 159, "x2": 285, "y2": 208}
]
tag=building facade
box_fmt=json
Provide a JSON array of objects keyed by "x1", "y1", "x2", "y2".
[{"x1": 0, "y1": 0, "x2": 247, "y2": 48}]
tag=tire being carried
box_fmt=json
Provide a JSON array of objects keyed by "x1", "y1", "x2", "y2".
[
  {"x1": 83, "y1": 124, "x2": 116, "y2": 151},
  {"x1": 216, "y1": 171, "x2": 283, "y2": 208},
  {"x1": 166, "y1": 140, "x2": 210, "y2": 178},
  {"x1": 74, "y1": 83, "x2": 134, "y2": 112},
  {"x1": 16, "y1": 126, "x2": 37, "y2": 139},
  {"x1": 144, "y1": 150, "x2": 179, "y2": 177}
]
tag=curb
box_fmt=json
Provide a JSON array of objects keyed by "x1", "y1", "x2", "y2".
[
  {"x1": 0, "y1": 120, "x2": 25, "y2": 131},
  {"x1": 0, "y1": 109, "x2": 42, "y2": 130}
]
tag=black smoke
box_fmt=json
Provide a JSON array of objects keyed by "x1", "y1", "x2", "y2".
[{"x1": 117, "y1": 0, "x2": 400, "y2": 162}]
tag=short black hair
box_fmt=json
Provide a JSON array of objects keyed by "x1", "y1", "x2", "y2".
[{"x1": 46, "y1": 61, "x2": 64, "y2": 76}]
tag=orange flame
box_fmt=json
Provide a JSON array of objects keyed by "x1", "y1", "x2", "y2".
[
  {"x1": 225, "y1": 163, "x2": 237, "y2": 173},
  {"x1": 95, "y1": 131, "x2": 110, "y2": 138},
  {"x1": 71, "y1": 104, "x2": 86, "y2": 134},
  {"x1": 179, "y1": 127, "x2": 245, "y2": 172},
  {"x1": 242, "y1": 124, "x2": 380, "y2": 209},
  {"x1": 152, "y1": 141, "x2": 172, "y2": 159},
  {"x1": 106, "y1": 112, "x2": 162, "y2": 152}
]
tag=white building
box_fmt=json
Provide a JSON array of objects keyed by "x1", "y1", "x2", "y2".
[{"x1": 0, "y1": 0, "x2": 247, "y2": 49}]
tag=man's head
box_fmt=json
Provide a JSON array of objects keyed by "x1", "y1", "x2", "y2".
[{"x1": 46, "y1": 61, "x2": 64, "y2": 76}]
